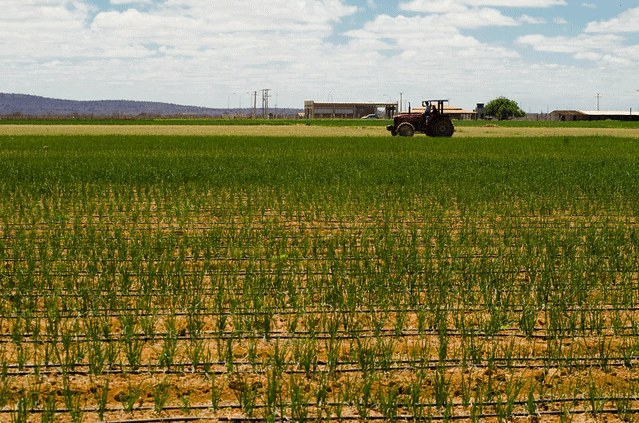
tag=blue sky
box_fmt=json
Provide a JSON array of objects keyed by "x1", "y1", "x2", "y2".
[{"x1": 2, "y1": 0, "x2": 639, "y2": 112}]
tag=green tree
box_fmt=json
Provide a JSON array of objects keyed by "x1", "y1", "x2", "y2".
[{"x1": 485, "y1": 97, "x2": 526, "y2": 120}]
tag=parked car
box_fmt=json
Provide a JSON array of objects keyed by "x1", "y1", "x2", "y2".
[{"x1": 361, "y1": 114, "x2": 379, "y2": 119}]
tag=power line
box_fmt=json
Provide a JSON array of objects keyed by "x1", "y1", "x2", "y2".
[{"x1": 261, "y1": 89, "x2": 271, "y2": 118}]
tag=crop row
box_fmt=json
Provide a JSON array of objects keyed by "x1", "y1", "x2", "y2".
[{"x1": 2, "y1": 135, "x2": 639, "y2": 421}]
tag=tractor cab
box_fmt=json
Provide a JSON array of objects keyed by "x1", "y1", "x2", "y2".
[{"x1": 423, "y1": 100, "x2": 447, "y2": 117}]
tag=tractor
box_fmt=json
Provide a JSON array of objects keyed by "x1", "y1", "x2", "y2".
[{"x1": 386, "y1": 99, "x2": 455, "y2": 137}]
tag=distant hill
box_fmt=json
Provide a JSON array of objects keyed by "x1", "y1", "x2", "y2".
[{"x1": 0, "y1": 93, "x2": 300, "y2": 118}]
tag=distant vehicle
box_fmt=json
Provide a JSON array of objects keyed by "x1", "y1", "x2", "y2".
[
  {"x1": 386, "y1": 100, "x2": 454, "y2": 137},
  {"x1": 361, "y1": 114, "x2": 379, "y2": 119}
]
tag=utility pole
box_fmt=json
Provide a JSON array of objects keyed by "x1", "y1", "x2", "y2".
[
  {"x1": 596, "y1": 93, "x2": 601, "y2": 111},
  {"x1": 261, "y1": 89, "x2": 271, "y2": 119},
  {"x1": 251, "y1": 91, "x2": 258, "y2": 118}
]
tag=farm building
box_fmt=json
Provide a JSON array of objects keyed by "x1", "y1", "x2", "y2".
[
  {"x1": 550, "y1": 110, "x2": 639, "y2": 121},
  {"x1": 304, "y1": 101, "x2": 397, "y2": 119}
]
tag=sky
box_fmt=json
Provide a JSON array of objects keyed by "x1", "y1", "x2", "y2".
[{"x1": 2, "y1": 0, "x2": 639, "y2": 112}]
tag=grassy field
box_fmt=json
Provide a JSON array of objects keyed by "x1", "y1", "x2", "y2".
[{"x1": 2, "y1": 131, "x2": 639, "y2": 421}]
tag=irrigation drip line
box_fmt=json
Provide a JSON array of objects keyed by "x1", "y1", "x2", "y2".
[
  {"x1": 5, "y1": 220, "x2": 599, "y2": 229},
  {"x1": 10, "y1": 397, "x2": 639, "y2": 412},
  {"x1": 8, "y1": 253, "x2": 632, "y2": 266},
  {"x1": 6, "y1": 400, "x2": 639, "y2": 421},
  {"x1": 5, "y1": 266, "x2": 639, "y2": 280},
  {"x1": 4, "y1": 259, "x2": 638, "y2": 277},
  {"x1": 6, "y1": 271, "x2": 639, "y2": 290},
  {"x1": 93, "y1": 418, "x2": 209, "y2": 423},
  {"x1": 3, "y1": 232, "x2": 635, "y2": 244},
  {"x1": 2, "y1": 326, "x2": 639, "y2": 345},
  {"x1": 1, "y1": 302, "x2": 637, "y2": 317},
  {"x1": 214, "y1": 408, "x2": 639, "y2": 422},
  {"x1": 2, "y1": 226, "x2": 634, "y2": 245},
  {"x1": 2, "y1": 356, "x2": 636, "y2": 377},
  {"x1": 5, "y1": 396, "x2": 639, "y2": 416},
  {"x1": 6, "y1": 207, "x2": 633, "y2": 216},
  {"x1": 3, "y1": 267, "x2": 639, "y2": 287},
  {"x1": 4, "y1": 305, "x2": 639, "y2": 321},
  {"x1": 9, "y1": 227, "x2": 599, "y2": 238},
  {"x1": 4, "y1": 284, "x2": 639, "y2": 300},
  {"x1": 4, "y1": 287, "x2": 639, "y2": 306},
  {"x1": 2, "y1": 199, "x2": 634, "y2": 216},
  {"x1": 5, "y1": 217, "x2": 633, "y2": 225},
  {"x1": 5, "y1": 212, "x2": 633, "y2": 223}
]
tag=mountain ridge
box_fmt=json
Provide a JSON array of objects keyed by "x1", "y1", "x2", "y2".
[{"x1": 0, "y1": 93, "x2": 299, "y2": 118}]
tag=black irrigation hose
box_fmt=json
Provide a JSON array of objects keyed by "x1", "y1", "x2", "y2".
[
  {"x1": 2, "y1": 230, "x2": 634, "y2": 242},
  {"x1": 2, "y1": 228, "x2": 634, "y2": 245},
  {"x1": 2, "y1": 225, "x2": 635, "y2": 237},
  {"x1": 2, "y1": 278, "x2": 637, "y2": 296},
  {"x1": 7, "y1": 210, "x2": 632, "y2": 217},
  {"x1": 5, "y1": 221, "x2": 604, "y2": 229},
  {"x1": 96, "y1": 420, "x2": 200, "y2": 423},
  {"x1": 2, "y1": 326, "x2": 639, "y2": 345},
  {"x1": 4, "y1": 289, "x2": 639, "y2": 308},
  {"x1": 5, "y1": 276, "x2": 639, "y2": 294},
  {"x1": 3, "y1": 305, "x2": 639, "y2": 320},
  {"x1": 4, "y1": 267, "x2": 639, "y2": 280},
  {"x1": 1, "y1": 215, "x2": 628, "y2": 224},
  {"x1": 3, "y1": 269, "x2": 638, "y2": 281},
  {"x1": 4, "y1": 217, "x2": 631, "y2": 225},
  {"x1": 1, "y1": 357, "x2": 636, "y2": 377},
  {"x1": 6, "y1": 399, "x2": 639, "y2": 421},
  {"x1": 8, "y1": 258, "x2": 632, "y2": 270}
]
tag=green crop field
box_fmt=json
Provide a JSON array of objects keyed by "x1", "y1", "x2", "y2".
[{"x1": 2, "y1": 133, "x2": 639, "y2": 421}]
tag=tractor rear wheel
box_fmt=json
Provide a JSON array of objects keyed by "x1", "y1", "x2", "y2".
[
  {"x1": 397, "y1": 122, "x2": 415, "y2": 137},
  {"x1": 426, "y1": 117, "x2": 454, "y2": 137}
]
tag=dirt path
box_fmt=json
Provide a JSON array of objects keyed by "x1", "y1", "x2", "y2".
[{"x1": 1, "y1": 124, "x2": 639, "y2": 138}]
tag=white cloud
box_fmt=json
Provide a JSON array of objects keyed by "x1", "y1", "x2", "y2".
[
  {"x1": 516, "y1": 11, "x2": 639, "y2": 67},
  {"x1": 400, "y1": 0, "x2": 467, "y2": 14},
  {"x1": 517, "y1": 33, "x2": 622, "y2": 53},
  {"x1": 519, "y1": 14, "x2": 546, "y2": 24},
  {"x1": 397, "y1": 0, "x2": 558, "y2": 33},
  {"x1": 515, "y1": 33, "x2": 633, "y2": 66},
  {"x1": 0, "y1": 1, "x2": 92, "y2": 59},
  {"x1": 0, "y1": 0, "x2": 637, "y2": 112},
  {"x1": 449, "y1": 8, "x2": 520, "y2": 27},
  {"x1": 466, "y1": 0, "x2": 566, "y2": 5},
  {"x1": 92, "y1": 1, "x2": 357, "y2": 36},
  {"x1": 0, "y1": 0, "x2": 361, "y2": 104},
  {"x1": 110, "y1": 0, "x2": 153, "y2": 4},
  {"x1": 465, "y1": 0, "x2": 567, "y2": 5},
  {"x1": 345, "y1": 13, "x2": 518, "y2": 48},
  {"x1": 401, "y1": 0, "x2": 566, "y2": 13},
  {"x1": 585, "y1": 7, "x2": 639, "y2": 33}
]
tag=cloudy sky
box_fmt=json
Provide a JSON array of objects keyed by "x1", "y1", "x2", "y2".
[{"x1": 2, "y1": 0, "x2": 639, "y2": 112}]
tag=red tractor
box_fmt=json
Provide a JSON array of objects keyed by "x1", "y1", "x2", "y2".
[{"x1": 386, "y1": 99, "x2": 455, "y2": 137}]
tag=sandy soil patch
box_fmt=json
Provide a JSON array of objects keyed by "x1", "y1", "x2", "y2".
[{"x1": 1, "y1": 124, "x2": 639, "y2": 138}]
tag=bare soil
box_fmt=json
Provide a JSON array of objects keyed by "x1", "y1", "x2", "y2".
[{"x1": 1, "y1": 124, "x2": 639, "y2": 138}]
